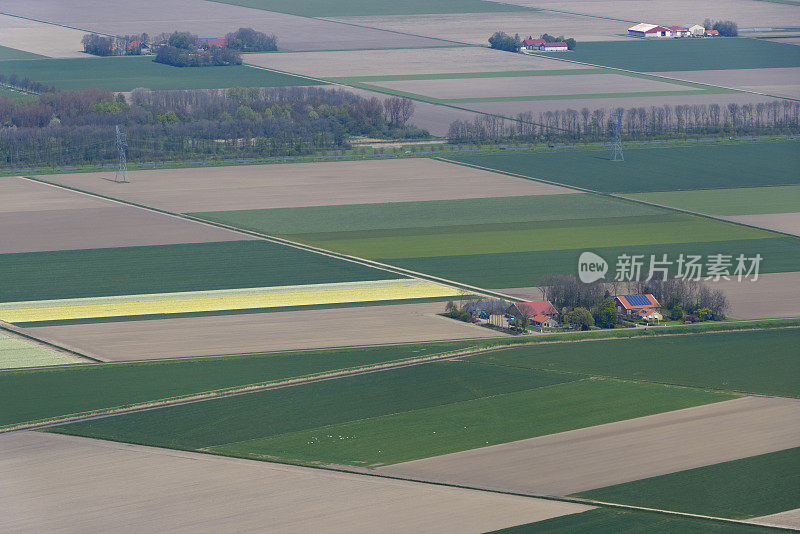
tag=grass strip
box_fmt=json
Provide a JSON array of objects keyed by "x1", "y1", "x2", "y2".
[
  {"x1": 624, "y1": 185, "x2": 800, "y2": 216},
  {"x1": 574, "y1": 447, "x2": 800, "y2": 519},
  {"x1": 325, "y1": 69, "x2": 607, "y2": 83},
  {"x1": 438, "y1": 89, "x2": 733, "y2": 104}
]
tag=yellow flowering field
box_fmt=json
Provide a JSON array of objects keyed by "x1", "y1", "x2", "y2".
[{"x1": 0, "y1": 279, "x2": 462, "y2": 323}]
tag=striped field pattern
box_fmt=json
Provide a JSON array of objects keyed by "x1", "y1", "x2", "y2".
[{"x1": 0, "y1": 280, "x2": 463, "y2": 323}]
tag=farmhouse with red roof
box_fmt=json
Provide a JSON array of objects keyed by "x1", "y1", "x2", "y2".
[
  {"x1": 508, "y1": 300, "x2": 559, "y2": 328},
  {"x1": 615, "y1": 294, "x2": 663, "y2": 321},
  {"x1": 521, "y1": 38, "x2": 546, "y2": 50}
]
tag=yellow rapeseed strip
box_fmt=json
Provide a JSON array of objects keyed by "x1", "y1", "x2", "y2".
[{"x1": 0, "y1": 282, "x2": 461, "y2": 322}]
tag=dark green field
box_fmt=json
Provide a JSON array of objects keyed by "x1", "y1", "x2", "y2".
[
  {"x1": 50, "y1": 359, "x2": 730, "y2": 465},
  {"x1": 491, "y1": 509, "x2": 780, "y2": 533},
  {"x1": 540, "y1": 38, "x2": 800, "y2": 71},
  {"x1": 575, "y1": 447, "x2": 800, "y2": 519},
  {"x1": 0, "y1": 341, "x2": 478, "y2": 428},
  {"x1": 206, "y1": 0, "x2": 531, "y2": 16},
  {"x1": 0, "y1": 45, "x2": 44, "y2": 61},
  {"x1": 389, "y1": 236, "x2": 800, "y2": 287},
  {"x1": 473, "y1": 328, "x2": 800, "y2": 397},
  {"x1": 0, "y1": 56, "x2": 320, "y2": 91},
  {"x1": 449, "y1": 141, "x2": 800, "y2": 193},
  {"x1": 0, "y1": 240, "x2": 396, "y2": 302}
]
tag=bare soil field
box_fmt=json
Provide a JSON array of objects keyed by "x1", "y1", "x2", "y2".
[
  {"x1": 41, "y1": 159, "x2": 573, "y2": 213},
  {"x1": 746, "y1": 508, "x2": 800, "y2": 530},
  {"x1": 0, "y1": 431, "x2": 592, "y2": 533},
  {"x1": 651, "y1": 68, "x2": 800, "y2": 100},
  {"x1": 325, "y1": 12, "x2": 627, "y2": 45},
  {"x1": 378, "y1": 396, "x2": 800, "y2": 496},
  {"x1": 0, "y1": 178, "x2": 250, "y2": 254},
  {"x1": 501, "y1": 0, "x2": 800, "y2": 29},
  {"x1": 0, "y1": 15, "x2": 88, "y2": 58},
  {"x1": 372, "y1": 74, "x2": 697, "y2": 100},
  {"x1": 24, "y1": 302, "x2": 505, "y2": 360},
  {"x1": 462, "y1": 91, "x2": 785, "y2": 122},
  {"x1": 723, "y1": 212, "x2": 800, "y2": 237},
  {"x1": 500, "y1": 271, "x2": 800, "y2": 320},
  {"x1": 245, "y1": 47, "x2": 581, "y2": 78},
  {"x1": 342, "y1": 86, "x2": 480, "y2": 136},
  {"x1": 0, "y1": 1, "x2": 447, "y2": 52}
]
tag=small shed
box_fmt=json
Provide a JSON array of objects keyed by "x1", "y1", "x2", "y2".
[
  {"x1": 705, "y1": 29, "x2": 719, "y2": 37},
  {"x1": 542, "y1": 41, "x2": 568, "y2": 51},
  {"x1": 531, "y1": 314, "x2": 559, "y2": 328},
  {"x1": 669, "y1": 26, "x2": 689, "y2": 37}
]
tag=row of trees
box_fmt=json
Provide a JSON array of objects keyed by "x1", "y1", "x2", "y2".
[
  {"x1": 225, "y1": 28, "x2": 278, "y2": 52},
  {"x1": 0, "y1": 73, "x2": 54, "y2": 94},
  {"x1": 447, "y1": 100, "x2": 800, "y2": 143},
  {"x1": 0, "y1": 86, "x2": 421, "y2": 168},
  {"x1": 81, "y1": 33, "x2": 149, "y2": 56},
  {"x1": 704, "y1": 19, "x2": 738, "y2": 37}
]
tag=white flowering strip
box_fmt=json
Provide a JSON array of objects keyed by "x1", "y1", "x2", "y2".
[
  {"x1": 0, "y1": 333, "x2": 82, "y2": 369},
  {"x1": 0, "y1": 279, "x2": 463, "y2": 323}
]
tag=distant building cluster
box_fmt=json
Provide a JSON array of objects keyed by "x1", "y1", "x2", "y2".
[
  {"x1": 627, "y1": 23, "x2": 716, "y2": 38},
  {"x1": 520, "y1": 38, "x2": 568, "y2": 52}
]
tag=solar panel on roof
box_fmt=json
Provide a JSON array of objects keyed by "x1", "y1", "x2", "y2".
[{"x1": 626, "y1": 295, "x2": 651, "y2": 306}]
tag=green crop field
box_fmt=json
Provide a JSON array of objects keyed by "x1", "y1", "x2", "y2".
[
  {"x1": 0, "y1": 341, "x2": 479, "y2": 428},
  {"x1": 625, "y1": 185, "x2": 800, "y2": 215},
  {"x1": 491, "y1": 508, "x2": 780, "y2": 533},
  {"x1": 206, "y1": 0, "x2": 531, "y2": 16},
  {"x1": 538, "y1": 38, "x2": 800, "y2": 71},
  {"x1": 50, "y1": 359, "x2": 730, "y2": 465},
  {"x1": 448, "y1": 141, "x2": 800, "y2": 193},
  {"x1": 0, "y1": 45, "x2": 44, "y2": 61},
  {"x1": 0, "y1": 240, "x2": 395, "y2": 303},
  {"x1": 192, "y1": 194, "x2": 663, "y2": 235},
  {"x1": 473, "y1": 328, "x2": 800, "y2": 397},
  {"x1": 0, "y1": 332, "x2": 80, "y2": 370},
  {"x1": 212, "y1": 379, "x2": 729, "y2": 466},
  {"x1": 192, "y1": 189, "x2": 790, "y2": 288},
  {"x1": 575, "y1": 447, "x2": 800, "y2": 519},
  {"x1": 390, "y1": 236, "x2": 800, "y2": 287},
  {"x1": 0, "y1": 56, "x2": 320, "y2": 91}
]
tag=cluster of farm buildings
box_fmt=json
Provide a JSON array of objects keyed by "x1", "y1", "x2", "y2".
[
  {"x1": 520, "y1": 38, "x2": 569, "y2": 52},
  {"x1": 465, "y1": 293, "x2": 663, "y2": 330},
  {"x1": 628, "y1": 23, "x2": 720, "y2": 38}
]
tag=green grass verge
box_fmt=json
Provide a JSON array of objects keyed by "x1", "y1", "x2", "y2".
[
  {"x1": 49, "y1": 360, "x2": 730, "y2": 465},
  {"x1": 388, "y1": 236, "x2": 800, "y2": 287},
  {"x1": 448, "y1": 140, "x2": 800, "y2": 193},
  {"x1": 191, "y1": 194, "x2": 664, "y2": 235},
  {"x1": 0, "y1": 45, "x2": 45, "y2": 61},
  {"x1": 204, "y1": 0, "x2": 532, "y2": 16},
  {"x1": 625, "y1": 185, "x2": 800, "y2": 215},
  {"x1": 437, "y1": 88, "x2": 732, "y2": 104},
  {"x1": 472, "y1": 328, "x2": 800, "y2": 397},
  {"x1": 210, "y1": 378, "x2": 731, "y2": 466},
  {"x1": 574, "y1": 447, "x2": 800, "y2": 519},
  {"x1": 0, "y1": 56, "x2": 321, "y2": 91},
  {"x1": 538, "y1": 38, "x2": 800, "y2": 71},
  {"x1": 490, "y1": 508, "x2": 780, "y2": 533},
  {"x1": 0, "y1": 240, "x2": 396, "y2": 303},
  {"x1": 0, "y1": 341, "x2": 481, "y2": 428}
]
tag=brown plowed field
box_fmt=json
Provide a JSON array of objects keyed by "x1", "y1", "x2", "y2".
[
  {"x1": 41, "y1": 159, "x2": 573, "y2": 213},
  {"x1": 0, "y1": 431, "x2": 593, "y2": 533},
  {"x1": 25, "y1": 302, "x2": 505, "y2": 360},
  {"x1": 0, "y1": 178, "x2": 251, "y2": 253},
  {"x1": 378, "y1": 396, "x2": 800, "y2": 496}
]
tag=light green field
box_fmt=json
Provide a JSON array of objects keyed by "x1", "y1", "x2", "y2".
[
  {"x1": 575, "y1": 447, "x2": 800, "y2": 519},
  {"x1": 0, "y1": 332, "x2": 82, "y2": 369},
  {"x1": 625, "y1": 185, "x2": 800, "y2": 215},
  {"x1": 211, "y1": 378, "x2": 732, "y2": 466},
  {"x1": 0, "y1": 45, "x2": 44, "y2": 61}
]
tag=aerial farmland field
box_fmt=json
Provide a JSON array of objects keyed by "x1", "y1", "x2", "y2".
[
  {"x1": 0, "y1": 56, "x2": 321, "y2": 91},
  {"x1": 0, "y1": 14, "x2": 88, "y2": 58},
  {"x1": 207, "y1": 0, "x2": 533, "y2": 17}
]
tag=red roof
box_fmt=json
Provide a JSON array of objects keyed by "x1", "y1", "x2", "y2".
[
  {"x1": 543, "y1": 41, "x2": 568, "y2": 47},
  {"x1": 615, "y1": 294, "x2": 660, "y2": 310},
  {"x1": 706, "y1": 29, "x2": 719, "y2": 35},
  {"x1": 669, "y1": 26, "x2": 688, "y2": 31},
  {"x1": 515, "y1": 301, "x2": 558, "y2": 316},
  {"x1": 200, "y1": 37, "x2": 228, "y2": 48},
  {"x1": 523, "y1": 38, "x2": 546, "y2": 46},
  {"x1": 532, "y1": 314, "x2": 552, "y2": 323}
]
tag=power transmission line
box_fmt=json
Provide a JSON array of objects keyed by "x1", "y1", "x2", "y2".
[
  {"x1": 115, "y1": 125, "x2": 129, "y2": 183},
  {"x1": 610, "y1": 108, "x2": 624, "y2": 161}
]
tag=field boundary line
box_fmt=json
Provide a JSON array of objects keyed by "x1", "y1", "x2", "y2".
[
  {"x1": 20, "y1": 176, "x2": 521, "y2": 302},
  {"x1": 0, "y1": 321, "x2": 105, "y2": 364},
  {"x1": 0, "y1": 11, "x2": 113, "y2": 38}
]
